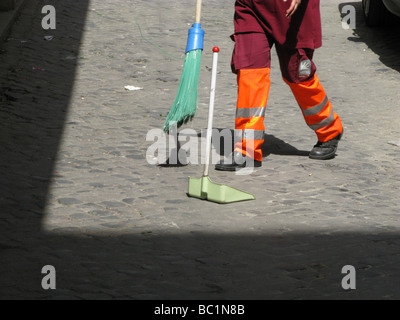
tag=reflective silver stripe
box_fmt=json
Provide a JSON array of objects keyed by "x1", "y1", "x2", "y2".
[
  {"x1": 236, "y1": 129, "x2": 265, "y2": 140},
  {"x1": 236, "y1": 107, "x2": 266, "y2": 119},
  {"x1": 309, "y1": 109, "x2": 335, "y2": 130},
  {"x1": 302, "y1": 95, "x2": 329, "y2": 117}
]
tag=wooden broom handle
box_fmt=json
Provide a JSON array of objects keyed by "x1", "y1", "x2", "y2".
[{"x1": 195, "y1": 0, "x2": 202, "y2": 24}]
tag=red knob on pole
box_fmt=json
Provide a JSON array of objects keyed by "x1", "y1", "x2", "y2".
[{"x1": 212, "y1": 47, "x2": 220, "y2": 53}]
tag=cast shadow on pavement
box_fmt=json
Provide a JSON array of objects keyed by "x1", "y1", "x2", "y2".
[
  {"x1": 0, "y1": 0, "x2": 91, "y2": 298},
  {"x1": 2, "y1": 230, "x2": 400, "y2": 299},
  {"x1": 339, "y1": 1, "x2": 400, "y2": 72},
  {"x1": 207, "y1": 129, "x2": 309, "y2": 158},
  {"x1": 261, "y1": 134, "x2": 310, "y2": 157}
]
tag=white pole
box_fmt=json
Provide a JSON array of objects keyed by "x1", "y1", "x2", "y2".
[{"x1": 203, "y1": 47, "x2": 219, "y2": 177}]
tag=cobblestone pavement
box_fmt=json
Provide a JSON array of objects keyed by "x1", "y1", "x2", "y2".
[{"x1": 0, "y1": 0, "x2": 399, "y2": 299}]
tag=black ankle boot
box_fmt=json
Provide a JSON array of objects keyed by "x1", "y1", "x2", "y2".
[
  {"x1": 309, "y1": 131, "x2": 343, "y2": 160},
  {"x1": 215, "y1": 152, "x2": 262, "y2": 171}
]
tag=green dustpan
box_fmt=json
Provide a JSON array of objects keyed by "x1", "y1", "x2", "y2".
[
  {"x1": 188, "y1": 176, "x2": 255, "y2": 204},
  {"x1": 187, "y1": 47, "x2": 255, "y2": 204}
]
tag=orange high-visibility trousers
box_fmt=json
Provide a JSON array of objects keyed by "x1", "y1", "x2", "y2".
[
  {"x1": 234, "y1": 68, "x2": 271, "y2": 161},
  {"x1": 231, "y1": 33, "x2": 343, "y2": 160},
  {"x1": 234, "y1": 69, "x2": 343, "y2": 160},
  {"x1": 284, "y1": 74, "x2": 343, "y2": 142}
]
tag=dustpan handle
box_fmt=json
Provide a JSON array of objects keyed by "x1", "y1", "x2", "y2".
[
  {"x1": 195, "y1": 0, "x2": 202, "y2": 24},
  {"x1": 203, "y1": 47, "x2": 219, "y2": 177}
]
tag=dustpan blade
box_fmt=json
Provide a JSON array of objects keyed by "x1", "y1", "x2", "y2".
[{"x1": 188, "y1": 176, "x2": 255, "y2": 204}]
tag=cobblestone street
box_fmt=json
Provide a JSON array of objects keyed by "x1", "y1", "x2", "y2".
[{"x1": 0, "y1": 0, "x2": 399, "y2": 299}]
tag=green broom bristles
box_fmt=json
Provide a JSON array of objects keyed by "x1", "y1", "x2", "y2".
[{"x1": 163, "y1": 49, "x2": 202, "y2": 133}]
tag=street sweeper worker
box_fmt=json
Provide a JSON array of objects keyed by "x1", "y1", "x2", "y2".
[{"x1": 215, "y1": 0, "x2": 344, "y2": 171}]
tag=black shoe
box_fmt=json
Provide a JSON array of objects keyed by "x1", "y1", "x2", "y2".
[
  {"x1": 309, "y1": 131, "x2": 343, "y2": 160},
  {"x1": 215, "y1": 152, "x2": 262, "y2": 171}
]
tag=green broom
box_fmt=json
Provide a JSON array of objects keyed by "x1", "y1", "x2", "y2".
[{"x1": 162, "y1": 0, "x2": 204, "y2": 133}]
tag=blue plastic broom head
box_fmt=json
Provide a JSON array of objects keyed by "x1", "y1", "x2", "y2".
[{"x1": 185, "y1": 23, "x2": 205, "y2": 53}]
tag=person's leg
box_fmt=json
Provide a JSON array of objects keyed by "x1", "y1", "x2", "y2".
[
  {"x1": 276, "y1": 45, "x2": 343, "y2": 159},
  {"x1": 216, "y1": 32, "x2": 272, "y2": 171},
  {"x1": 234, "y1": 67, "x2": 270, "y2": 161}
]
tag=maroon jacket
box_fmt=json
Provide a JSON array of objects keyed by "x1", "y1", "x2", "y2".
[{"x1": 233, "y1": 0, "x2": 322, "y2": 49}]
